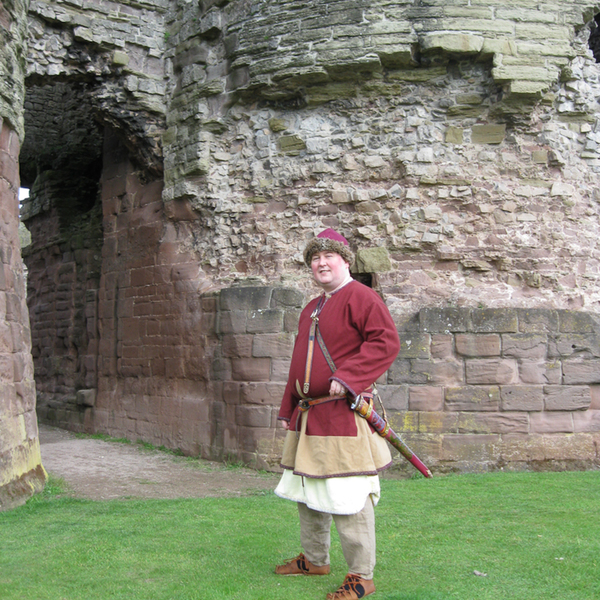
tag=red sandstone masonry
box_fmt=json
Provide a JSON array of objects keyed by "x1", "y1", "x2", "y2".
[
  {"x1": 465, "y1": 358, "x2": 519, "y2": 385},
  {"x1": 0, "y1": 119, "x2": 46, "y2": 508},
  {"x1": 530, "y1": 412, "x2": 574, "y2": 434},
  {"x1": 518, "y1": 360, "x2": 562, "y2": 385},
  {"x1": 457, "y1": 412, "x2": 530, "y2": 435},
  {"x1": 500, "y1": 385, "x2": 544, "y2": 411},
  {"x1": 445, "y1": 385, "x2": 500, "y2": 411},
  {"x1": 455, "y1": 334, "x2": 501, "y2": 357},
  {"x1": 408, "y1": 386, "x2": 443, "y2": 411},
  {"x1": 543, "y1": 386, "x2": 591, "y2": 411},
  {"x1": 417, "y1": 411, "x2": 460, "y2": 434},
  {"x1": 562, "y1": 359, "x2": 600, "y2": 384},
  {"x1": 252, "y1": 333, "x2": 295, "y2": 358},
  {"x1": 240, "y1": 382, "x2": 287, "y2": 405},
  {"x1": 430, "y1": 334, "x2": 453, "y2": 359}
]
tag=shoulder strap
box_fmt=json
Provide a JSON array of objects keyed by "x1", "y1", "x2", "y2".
[{"x1": 303, "y1": 295, "x2": 334, "y2": 393}]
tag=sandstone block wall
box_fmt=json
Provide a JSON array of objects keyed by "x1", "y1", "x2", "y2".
[
  {"x1": 201, "y1": 285, "x2": 303, "y2": 465},
  {"x1": 385, "y1": 307, "x2": 600, "y2": 473},
  {"x1": 201, "y1": 289, "x2": 600, "y2": 473},
  {"x1": 33, "y1": 129, "x2": 216, "y2": 457},
  {"x1": 22, "y1": 173, "x2": 103, "y2": 425},
  {"x1": 0, "y1": 0, "x2": 46, "y2": 510}
]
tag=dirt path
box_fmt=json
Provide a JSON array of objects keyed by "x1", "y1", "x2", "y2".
[{"x1": 39, "y1": 424, "x2": 280, "y2": 501}]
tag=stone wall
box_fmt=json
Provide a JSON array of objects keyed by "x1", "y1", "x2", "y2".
[
  {"x1": 161, "y1": 0, "x2": 600, "y2": 316},
  {"x1": 0, "y1": 0, "x2": 46, "y2": 510},
  {"x1": 389, "y1": 307, "x2": 600, "y2": 473},
  {"x1": 201, "y1": 290, "x2": 600, "y2": 473},
  {"x1": 34, "y1": 128, "x2": 216, "y2": 456},
  {"x1": 13, "y1": 1, "x2": 600, "y2": 474},
  {"x1": 23, "y1": 174, "x2": 103, "y2": 427},
  {"x1": 201, "y1": 285, "x2": 303, "y2": 466}
]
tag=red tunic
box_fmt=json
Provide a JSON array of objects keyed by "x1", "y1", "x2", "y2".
[{"x1": 279, "y1": 280, "x2": 400, "y2": 449}]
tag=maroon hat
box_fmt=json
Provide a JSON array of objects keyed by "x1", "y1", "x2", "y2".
[{"x1": 303, "y1": 228, "x2": 355, "y2": 266}]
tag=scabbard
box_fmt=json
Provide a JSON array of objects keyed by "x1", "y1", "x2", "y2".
[{"x1": 351, "y1": 395, "x2": 433, "y2": 478}]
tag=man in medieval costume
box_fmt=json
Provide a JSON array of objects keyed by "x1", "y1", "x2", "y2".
[{"x1": 274, "y1": 228, "x2": 401, "y2": 600}]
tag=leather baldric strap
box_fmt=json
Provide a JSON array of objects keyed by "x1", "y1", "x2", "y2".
[{"x1": 303, "y1": 294, "x2": 332, "y2": 394}]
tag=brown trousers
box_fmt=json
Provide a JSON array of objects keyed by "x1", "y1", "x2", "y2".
[{"x1": 297, "y1": 496, "x2": 376, "y2": 580}]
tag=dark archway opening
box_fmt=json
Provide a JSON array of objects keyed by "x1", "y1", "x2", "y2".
[
  {"x1": 589, "y1": 14, "x2": 600, "y2": 62},
  {"x1": 19, "y1": 80, "x2": 105, "y2": 420}
]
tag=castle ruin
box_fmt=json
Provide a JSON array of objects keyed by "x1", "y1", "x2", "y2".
[{"x1": 3, "y1": 0, "x2": 600, "y2": 507}]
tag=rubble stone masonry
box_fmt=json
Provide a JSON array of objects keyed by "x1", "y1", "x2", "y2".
[{"x1": 10, "y1": 0, "x2": 600, "y2": 475}]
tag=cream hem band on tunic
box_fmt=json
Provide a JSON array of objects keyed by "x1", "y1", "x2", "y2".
[{"x1": 274, "y1": 469, "x2": 381, "y2": 515}]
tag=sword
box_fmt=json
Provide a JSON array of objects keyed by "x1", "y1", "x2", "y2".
[{"x1": 350, "y1": 392, "x2": 433, "y2": 478}]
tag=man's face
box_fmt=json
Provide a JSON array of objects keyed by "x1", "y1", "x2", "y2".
[{"x1": 310, "y1": 251, "x2": 350, "y2": 292}]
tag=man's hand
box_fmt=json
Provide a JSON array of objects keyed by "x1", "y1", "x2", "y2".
[
  {"x1": 280, "y1": 420, "x2": 290, "y2": 430},
  {"x1": 329, "y1": 380, "x2": 347, "y2": 396}
]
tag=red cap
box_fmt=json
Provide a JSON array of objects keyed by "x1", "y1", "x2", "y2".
[{"x1": 317, "y1": 228, "x2": 350, "y2": 246}]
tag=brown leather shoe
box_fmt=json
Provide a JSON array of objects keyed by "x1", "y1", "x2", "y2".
[
  {"x1": 275, "y1": 552, "x2": 330, "y2": 576},
  {"x1": 326, "y1": 573, "x2": 375, "y2": 599}
]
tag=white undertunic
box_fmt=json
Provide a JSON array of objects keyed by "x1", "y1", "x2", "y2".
[{"x1": 274, "y1": 469, "x2": 381, "y2": 515}]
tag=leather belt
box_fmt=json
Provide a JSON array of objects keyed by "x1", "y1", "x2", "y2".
[{"x1": 298, "y1": 393, "x2": 347, "y2": 412}]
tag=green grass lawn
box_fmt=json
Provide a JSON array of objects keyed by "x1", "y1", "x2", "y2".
[{"x1": 1, "y1": 471, "x2": 598, "y2": 600}]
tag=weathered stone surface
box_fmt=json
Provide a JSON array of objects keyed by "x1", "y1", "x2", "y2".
[
  {"x1": 498, "y1": 434, "x2": 546, "y2": 463},
  {"x1": 548, "y1": 334, "x2": 600, "y2": 358},
  {"x1": 409, "y1": 386, "x2": 444, "y2": 411},
  {"x1": 246, "y1": 309, "x2": 284, "y2": 334},
  {"x1": 236, "y1": 405, "x2": 273, "y2": 428},
  {"x1": 355, "y1": 247, "x2": 392, "y2": 273},
  {"x1": 420, "y1": 308, "x2": 468, "y2": 334},
  {"x1": 458, "y1": 412, "x2": 529, "y2": 434},
  {"x1": 562, "y1": 360, "x2": 600, "y2": 384},
  {"x1": 445, "y1": 386, "x2": 500, "y2": 412},
  {"x1": 465, "y1": 359, "x2": 518, "y2": 385},
  {"x1": 469, "y1": 310, "x2": 518, "y2": 334},
  {"x1": 221, "y1": 334, "x2": 253, "y2": 358},
  {"x1": 11, "y1": 0, "x2": 600, "y2": 478},
  {"x1": 544, "y1": 386, "x2": 591, "y2": 411},
  {"x1": 231, "y1": 358, "x2": 272, "y2": 382},
  {"x1": 1, "y1": 2, "x2": 47, "y2": 508},
  {"x1": 441, "y1": 434, "x2": 500, "y2": 462},
  {"x1": 417, "y1": 411, "x2": 459, "y2": 434},
  {"x1": 540, "y1": 433, "x2": 596, "y2": 461},
  {"x1": 500, "y1": 386, "x2": 544, "y2": 411},
  {"x1": 471, "y1": 124, "x2": 506, "y2": 144},
  {"x1": 240, "y1": 382, "x2": 286, "y2": 406},
  {"x1": 420, "y1": 33, "x2": 484, "y2": 55},
  {"x1": 220, "y1": 287, "x2": 273, "y2": 311},
  {"x1": 396, "y1": 334, "x2": 431, "y2": 359},
  {"x1": 218, "y1": 311, "x2": 248, "y2": 335},
  {"x1": 252, "y1": 333, "x2": 294, "y2": 358},
  {"x1": 502, "y1": 334, "x2": 548, "y2": 359},
  {"x1": 378, "y1": 384, "x2": 409, "y2": 411},
  {"x1": 430, "y1": 335, "x2": 454, "y2": 359},
  {"x1": 455, "y1": 334, "x2": 500, "y2": 357},
  {"x1": 530, "y1": 412, "x2": 574, "y2": 434},
  {"x1": 518, "y1": 360, "x2": 562, "y2": 385},
  {"x1": 271, "y1": 288, "x2": 304, "y2": 308}
]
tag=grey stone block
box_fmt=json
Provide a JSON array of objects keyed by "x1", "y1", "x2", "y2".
[
  {"x1": 220, "y1": 287, "x2": 273, "y2": 311},
  {"x1": 420, "y1": 308, "x2": 469, "y2": 333}
]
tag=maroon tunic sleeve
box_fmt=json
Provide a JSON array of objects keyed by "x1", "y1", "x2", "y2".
[{"x1": 323, "y1": 282, "x2": 401, "y2": 397}]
